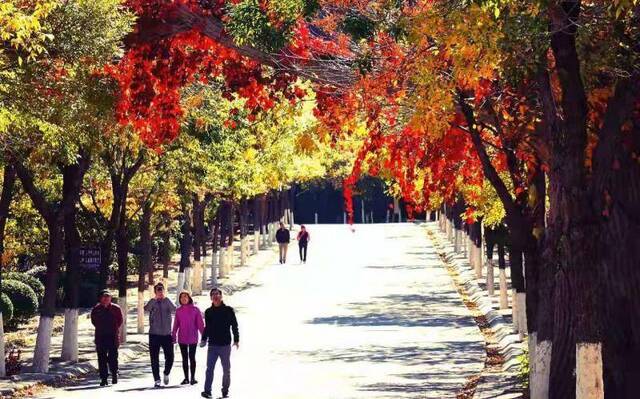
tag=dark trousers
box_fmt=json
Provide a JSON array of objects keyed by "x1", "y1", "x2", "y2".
[
  {"x1": 96, "y1": 339, "x2": 118, "y2": 381},
  {"x1": 299, "y1": 243, "x2": 308, "y2": 262},
  {"x1": 149, "y1": 334, "x2": 174, "y2": 381},
  {"x1": 204, "y1": 345, "x2": 231, "y2": 395},
  {"x1": 179, "y1": 343, "x2": 197, "y2": 380}
]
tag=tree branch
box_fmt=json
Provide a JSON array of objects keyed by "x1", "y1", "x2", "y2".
[
  {"x1": 13, "y1": 159, "x2": 54, "y2": 223},
  {"x1": 457, "y1": 91, "x2": 521, "y2": 222}
]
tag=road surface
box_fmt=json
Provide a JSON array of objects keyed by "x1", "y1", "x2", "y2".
[{"x1": 34, "y1": 223, "x2": 485, "y2": 399}]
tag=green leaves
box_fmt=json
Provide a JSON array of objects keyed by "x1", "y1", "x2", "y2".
[{"x1": 226, "y1": 0, "x2": 304, "y2": 52}]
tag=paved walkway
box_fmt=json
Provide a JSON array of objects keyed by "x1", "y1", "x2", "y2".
[{"x1": 31, "y1": 223, "x2": 485, "y2": 399}]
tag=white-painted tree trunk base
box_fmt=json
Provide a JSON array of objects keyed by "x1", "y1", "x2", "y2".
[
  {"x1": 499, "y1": 269, "x2": 509, "y2": 309},
  {"x1": 463, "y1": 235, "x2": 469, "y2": 257},
  {"x1": 486, "y1": 261, "x2": 495, "y2": 296},
  {"x1": 226, "y1": 246, "x2": 233, "y2": 273},
  {"x1": 529, "y1": 332, "x2": 537, "y2": 374},
  {"x1": 184, "y1": 267, "x2": 193, "y2": 292},
  {"x1": 240, "y1": 237, "x2": 247, "y2": 266},
  {"x1": 453, "y1": 229, "x2": 460, "y2": 252},
  {"x1": 576, "y1": 342, "x2": 603, "y2": 399},
  {"x1": 260, "y1": 225, "x2": 267, "y2": 249},
  {"x1": 253, "y1": 231, "x2": 260, "y2": 255},
  {"x1": 202, "y1": 258, "x2": 208, "y2": 291},
  {"x1": 192, "y1": 262, "x2": 202, "y2": 296},
  {"x1": 177, "y1": 272, "x2": 185, "y2": 300},
  {"x1": 211, "y1": 250, "x2": 218, "y2": 286},
  {"x1": 474, "y1": 249, "x2": 483, "y2": 278},
  {"x1": 61, "y1": 308, "x2": 79, "y2": 362},
  {"x1": 137, "y1": 292, "x2": 145, "y2": 334},
  {"x1": 218, "y1": 248, "x2": 227, "y2": 278},
  {"x1": 474, "y1": 246, "x2": 483, "y2": 278},
  {"x1": 530, "y1": 335, "x2": 552, "y2": 399},
  {"x1": 32, "y1": 315, "x2": 54, "y2": 373},
  {"x1": 511, "y1": 289, "x2": 518, "y2": 333},
  {"x1": 119, "y1": 296, "x2": 127, "y2": 344},
  {"x1": 516, "y1": 292, "x2": 527, "y2": 339},
  {"x1": 0, "y1": 312, "x2": 4, "y2": 377}
]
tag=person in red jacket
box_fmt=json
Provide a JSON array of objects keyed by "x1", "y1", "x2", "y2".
[
  {"x1": 296, "y1": 225, "x2": 310, "y2": 263},
  {"x1": 91, "y1": 290, "x2": 123, "y2": 387}
]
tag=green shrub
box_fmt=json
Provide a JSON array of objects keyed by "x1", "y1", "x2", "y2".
[
  {"x1": 0, "y1": 292, "x2": 13, "y2": 324},
  {"x1": 5, "y1": 272, "x2": 45, "y2": 302},
  {"x1": 1, "y1": 280, "x2": 38, "y2": 320},
  {"x1": 25, "y1": 266, "x2": 47, "y2": 282}
]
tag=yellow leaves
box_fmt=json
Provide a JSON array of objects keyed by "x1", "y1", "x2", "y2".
[
  {"x1": 243, "y1": 147, "x2": 257, "y2": 162},
  {"x1": 0, "y1": 0, "x2": 58, "y2": 64},
  {"x1": 295, "y1": 131, "x2": 317, "y2": 154}
]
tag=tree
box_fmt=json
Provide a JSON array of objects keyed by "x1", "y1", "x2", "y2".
[{"x1": 0, "y1": 0, "x2": 134, "y2": 371}]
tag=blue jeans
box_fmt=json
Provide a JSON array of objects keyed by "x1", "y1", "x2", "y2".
[{"x1": 203, "y1": 345, "x2": 231, "y2": 395}]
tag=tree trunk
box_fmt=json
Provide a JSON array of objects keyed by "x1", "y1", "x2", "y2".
[
  {"x1": 239, "y1": 199, "x2": 248, "y2": 266},
  {"x1": 178, "y1": 204, "x2": 192, "y2": 294},
  {"x1": 160, "y1": 218, "x2": 171, "y2": 279},
  {"x1": 218, "y1": 201, "x2": 230, "y2": 278},
  {"x1": 15, "y1": 155, "x2": 89, "y2": 372},
  {"x1": 192, "y1": 195, "x2": 201, "y2": 262},
  {"x1": 210, "y1": 208, "x2": 221, "y2": 286},
  {"x1": 138, "y1": 202, "x2": 152, "y2": 333},
  {"x1": 61, "y1": 202, "x2": 81, "y2": 362},
  {"x1": 544, "y1": 3, "x2": 603, "y2": 397},
  {"x1": 0, "y1": 164, "x2": 16, "y2": 377},
  {"x1": 226, "y1": 202, "x2": 235, "y2": 273}
]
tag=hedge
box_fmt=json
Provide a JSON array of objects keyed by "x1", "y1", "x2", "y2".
[
  {"x1": 1, "y1": 280, "x2": 38, "y2": 320},
  {"x1": 0, "y1": 292, "x2": 13, "y2": 323},
  {"x1": 25, "y1": 266, "x2": 47, "y2": 282},
  {"x1": 5, "y1": 272, "x2": 45, "y2": 302}
]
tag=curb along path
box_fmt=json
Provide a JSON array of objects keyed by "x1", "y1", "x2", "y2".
[{"x1": 425, "y1": 223, "x2": 525, "y2": 399}]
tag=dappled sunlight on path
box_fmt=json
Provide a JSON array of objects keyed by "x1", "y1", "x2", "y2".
[{"x1": 35, "y1": 223, "x2": 484, "y2": 399}]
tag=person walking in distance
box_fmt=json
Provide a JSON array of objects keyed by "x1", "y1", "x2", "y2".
[
  {"x1": 91, "y1": 290, "x2": 123, "y2": 387},
  {"x1": 275, "y1": 222, "x2": 290, "y2": 264},
  {"x1": 172, "y1": 290, "x2": 205, "y2": 385},
  {"x1": 144, "y1": 282, "x2": 177, "y2": 388},
  {"x1": 201, "y1": 288, "x2": 239, "y2": 399},
  {"x1": 297, "y1": 225, "x2": 310, "y2": 263}
]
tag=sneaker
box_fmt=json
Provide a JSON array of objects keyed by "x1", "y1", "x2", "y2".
[
  {"x1": 190, "y1": 378, "x2": 198, "y2": 385},
  {"x1": 163, "y1": 373, "x2": 169, "y2": 385},
  {"x1": 181, "y1": 378, "x2": 189, "y2": 385},
  {"x1": 112, "y1": 376, "x2": 118, "y2": 385},
  {"x1": 201, "y1": 392, "x2": 212, "y2": 398},
  {"x1": 154, "y1": 380, "x2": 161, "y2": 388},
  {"x1": 100, "y1": 379, "x2": 108, "y2": 387}
]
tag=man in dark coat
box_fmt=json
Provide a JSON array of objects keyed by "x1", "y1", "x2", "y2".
[
  {"x1": 275, "y1": 222, "x2": 291, "y2": 264},
  {"x1": 200, "y1": 288, "x2": 239, "y2": 399},
  {"x1": 91, "y1": 290, "x2": 123, "y2": 386}
]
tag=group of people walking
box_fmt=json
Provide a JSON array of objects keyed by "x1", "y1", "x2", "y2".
[
  {"x1": 89, "y1": 224, "x2": 310, "y2": 397},
  {"x1": 90, "y1": 284, "x2": 239, "y2": 399},
  {"x1": 275, "y1": 223, "x2": 310, "y2": 264}
]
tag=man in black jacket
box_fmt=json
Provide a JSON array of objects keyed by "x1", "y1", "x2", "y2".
[
  {"x1": 275, "y1": 222, "x2": 290, "y2": 264},
  {"x1": 200, "y1": 288, "x2": 239, "y2": 399}
]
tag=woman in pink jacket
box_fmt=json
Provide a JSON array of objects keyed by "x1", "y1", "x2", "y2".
[{"x1": 172, "y1": 290, "x2": 205, "y2": 385}]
